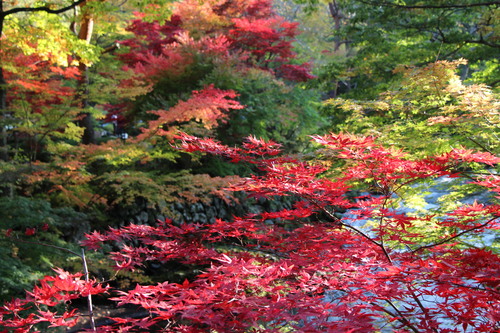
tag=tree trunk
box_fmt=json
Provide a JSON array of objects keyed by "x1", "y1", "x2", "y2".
[
  {"x1": 0, "y1": 67, "x2": 8, "y2": 160},
  {"x1": 328, "y1": 1, "x2": 343, "y2": 52},
  {"x1": 76, "y1": 5, "x2": 95, "y2": 144},
  {"x1": 0, "y1": 2, "x2": 9, "y2": 160}
]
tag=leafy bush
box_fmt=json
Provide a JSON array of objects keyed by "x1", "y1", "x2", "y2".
[{"x1": 0, "y1": 197, "x2": 89, "y2": 300}]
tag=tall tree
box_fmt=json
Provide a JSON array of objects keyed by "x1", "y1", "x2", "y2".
[
  {"x1": 111, "y1": 0, "x2": 319, "y2": 147},
  {"x1": 0, "y1": 0, "x2": 174, "y2": 153},
  {"x1": 298, "y1": 0, "x2": 499, "y2": 97},
  {"x1": 0, "y1": 0, "x2": 86, "y2": 110},
  {"x1": 0, "y1": 0, "x2": 99, "y2": 159}
]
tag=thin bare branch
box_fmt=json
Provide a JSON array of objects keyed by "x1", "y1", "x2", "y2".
[
  {"x1": 10, "y1": 237, "x2": 83, "y2": 257},
  {"x1": 2, "y1": 0, "x2": 87, "y2": 18},
  {"x1": 310, "y1": 197, "x2": 394, "y2": 263},
  {"x1": 412, "y1": 216, "x2": 499, "y2": 253},
  {"x1": 384, "y1": 300, "x2": 420, "y2": 333},
  {"x1": 81, "y1": 249, "x2": 96, "y2": 332},
  {"x1": 357, "y1": 0, "x2": 499, "y2": 10}
]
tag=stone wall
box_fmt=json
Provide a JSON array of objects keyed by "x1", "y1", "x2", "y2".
[{"x1": 125, "y1": 192, "x2": 296, "y2": 226}]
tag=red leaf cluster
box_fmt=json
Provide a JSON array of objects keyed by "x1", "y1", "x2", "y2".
[
  {"x1": 135, "y1": 84, "x2": 244, "y2": 140},
  {"x1": 0, "y1": 269, "x2": 108, "y2": 332},
  {"x1": 111, "y1": 0, "x2": 314, "y2": 135},
  {"x1": 5, "y1": 53, "x2": 80, "y2": 114},
  {"x1": 2, "y1": 133, "x2": 499, "y2": 332}
]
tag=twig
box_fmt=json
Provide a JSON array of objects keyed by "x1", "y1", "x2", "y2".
[
  {"x1": 383, "y1": 300, "x2": 420, "y2": 333},
  {"x1": 81, "y1": 249, "x2": 96, "y2": 332},
  {"x1": 407, "y1": 285, "x2": 438, "y2": 332},
  {"x1": 412, "y1": 216, "x2": 498, "y2": 253},
  {"x1": 309, "y1": 198, "x2": 394, "y2": 263},
  {"x1": 2, "y1": 0, "x2": 88, "y2": 17},
  {"x1": 9, "y1": 237, "x2": 97, "y2": 332},
  {"x1": 10, "y1": 238, "x2": 82, "y2": 257}
]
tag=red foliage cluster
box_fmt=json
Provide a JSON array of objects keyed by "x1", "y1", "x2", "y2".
[
  {"x1": 107, "y1": 0, "x2": 315, "y2": 137},
  {"x1": 229, "y1": 17, "x2": 296, "y2": 60},
  {"x1": 2, "y1": 133, "x2": 499, "y2": 332},
  {"x1": 119, "y1": 0, "x2": 313, "y2": 86},
  {"x1": 135, "y1": 84, "x2": 244, "y2": 140},
  {"x1": 0, "y1": 269, "x2": 108, "y2": 331},
  {"x1": 5, "y1": 53, "x2": 80, "y2": 114},
  {"x1": 119, "y1": 14, "x2": 183, "y2": 66}
]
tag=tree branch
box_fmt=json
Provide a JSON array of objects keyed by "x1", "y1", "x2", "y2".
[
  {"x1": 81, "y1": 249, "x2": 96, "y2": 332},
  {"x1": 102, "y1": 43, "x2": 120, "y2": 54},
  {"x1": 407, "y1": 284, "x2": 439, "y2": 332},
  {"x1": 369, "y1": 301, "x2": 419, "y2": 332},
  {"x1": 10, "y1": 237, "x2": 83, "y2": 257},
  {"x1": 309, "y1": 197, "x2": 394, "y2": 263},
  {"x1": 435, "y1": 278, "x2": 500, "y2": 295},
  {"x1": 357, "y1": 0, "x2": 500, "y2": 10},
  {"x1": 383, "y1": 300, "x2": 420, "y2": 333},
  {"x1": 412, "y1": 216, "x2": 499, "y2": 253},
  {"x1": 2, "y1": 0, "x2": 87, "y2": 18},
  {"x1": 461, "y1": 38, "x2": 500, "y2": 48}
]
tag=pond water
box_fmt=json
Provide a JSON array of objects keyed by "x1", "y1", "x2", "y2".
[{"x1": 324, "y1": 176, "x2": 499, "y2": 332}]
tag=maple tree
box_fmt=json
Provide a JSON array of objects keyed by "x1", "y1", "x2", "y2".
[
  {"x1": 0, "y1": 0, "x2": 108, "y2": 159},
  {"x1": 112, "y1": 0, "x2": 316, "y2": 143},
  {"x1": 0, "y1": 0, "x2": 176, "y2": 156},
  {"x1": 1, "y1": 132, "x2": 499, "y2": 332},
  {"x1": 2, "y1": 53, "x2": 84, "y2": 161}
]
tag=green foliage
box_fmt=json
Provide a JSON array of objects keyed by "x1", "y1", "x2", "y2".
[
  {"x1": 468, "y1": 59, "x2": 500, "y2": 91},
  {"x1": 193, "y1": 155, "x2": 254, "y2": 177},
  {"x1": 322, "y1": 60, "x2": 500, "y2": 156},
  {"x1": 0, "y1": 196, "x2": 89, "y2": 300},
  {"x1": 291, "y1": 0, "x2": 499, "y2": 98},
  {"x1": 128, "y1": 56, "x2": 218, "y2": 123},
  {"x1": 211, "y1": 68, "x2": 324, "y2": 151},
  {"x1": 92, "y1": 169, "x2": 240, "y2": 223},
  {"x1": 0, "y1": 161, "x2": 29, "y2": 195},
  {"x1": 274, "y1": 0, "x2": 337, "y2": 62},
  {"x1": 94, "y1": 170, "x2": 172, "y2": 212},
  {"x1": 0, "y1": 244, "x2": 46, "y2": 301},
  {"x1": 0, "y1": 196, "x2": 88, "y2": 231}
]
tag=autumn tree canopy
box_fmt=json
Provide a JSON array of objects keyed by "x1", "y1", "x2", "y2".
[{"x1": 0, "y1": 0, "x2": 498, "y2": 332}]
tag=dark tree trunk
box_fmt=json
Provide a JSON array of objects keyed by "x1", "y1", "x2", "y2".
[
  {"x1": 0, "y1": 67, "x2": 8, "y2": 161},
  {"x1": 328, "y1": 1, "x2": 343, "y2": 52},
  {"x1": 78, "y1": 64, "x2": 96, "y2": 144},
  {"x1": 0, "y1": 3, "x2": 9, "y2": 160}
]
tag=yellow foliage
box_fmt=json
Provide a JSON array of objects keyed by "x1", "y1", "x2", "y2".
[
  {"x1": 173, "y1": 0, "x2": 230, "y2": 39},
  {"x1": 325, "y1": 59, "x2": 500, "y2": 155},
  {"x1": 4, "y1": 12, "x2": 101, "y2": 67}
]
